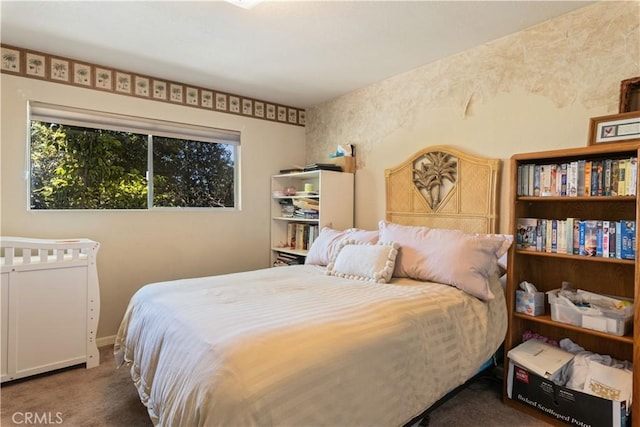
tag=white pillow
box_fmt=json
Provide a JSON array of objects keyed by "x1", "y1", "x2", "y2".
[
  {"x1": 326, "y1": 239, "x2": 399, "y2": 284},
  {"x1": 305, "y1": 227, "x2": 379, "y2": 266},
  {"x1": 378, "y1": 220, "x2": 512, "y2": 301}
]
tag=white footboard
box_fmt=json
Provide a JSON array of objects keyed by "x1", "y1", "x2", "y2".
[{"x1": 1, "y1": 236, "x2": 100, "y2": 382}]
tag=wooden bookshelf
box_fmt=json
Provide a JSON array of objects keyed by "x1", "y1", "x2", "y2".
[{"x1": 503, "y1": 141, "x2": 640, "y2": 425}]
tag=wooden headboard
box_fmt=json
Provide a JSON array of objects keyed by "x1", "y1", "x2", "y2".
[{"x1": 385, "y1": 145, "x2": 501, "y2": 233}]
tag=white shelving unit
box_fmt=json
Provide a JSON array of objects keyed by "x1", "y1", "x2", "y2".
[{"x1": 270, "y1": 170, "x2": 354, "y2": 265}]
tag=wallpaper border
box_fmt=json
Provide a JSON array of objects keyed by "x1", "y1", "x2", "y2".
[{"x1": 1, "y1": 44, "x2": 306, "y2": 127}]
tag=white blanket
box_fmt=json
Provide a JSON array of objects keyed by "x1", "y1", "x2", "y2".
[{"x1": 115, "y1": 265, "x2": 506, "y2": 426}]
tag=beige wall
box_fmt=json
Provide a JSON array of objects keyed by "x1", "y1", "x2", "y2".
[
  {"x1": 306, "y1": 1, "x2": 640, "y2": 232},
  {"x1": 1, "y1": 75, "x2": 306, "y2": 339}
]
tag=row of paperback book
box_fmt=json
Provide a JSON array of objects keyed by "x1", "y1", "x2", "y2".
[
  {"x1": 517, "y1": 218, "x2": 636, "y2": 260},
  {"x1": 286, "y1": 223, "x2": 320, "y2": 251},
  {"x1": 517, "y1": 156, "x2": 638, "y2": 197}
]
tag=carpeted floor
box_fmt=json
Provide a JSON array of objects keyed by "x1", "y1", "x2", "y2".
[{"x1": 1, "y1": 346, "x2": 549, "y2": 426}]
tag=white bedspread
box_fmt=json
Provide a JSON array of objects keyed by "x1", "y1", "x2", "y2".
[{"x1": 114, "y1": 264, "x2": 506, "y2": 427}]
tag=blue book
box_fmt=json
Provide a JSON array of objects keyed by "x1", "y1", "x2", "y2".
[{"x1": 620, "y1": 220, "x2": 636, "y2": 260}]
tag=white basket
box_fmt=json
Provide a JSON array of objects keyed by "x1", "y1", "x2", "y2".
[{"x1": 547, "y1": 289, "x2": 633, "y2": 336}]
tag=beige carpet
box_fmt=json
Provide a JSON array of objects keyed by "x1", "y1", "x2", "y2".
[{"x1": 1, "y1": 346, "x2": 549, "y2": 426}]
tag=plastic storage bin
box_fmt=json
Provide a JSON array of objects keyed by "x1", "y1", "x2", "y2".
[{"x1": 547, "y1": 289, "x2": 633, "y2": 336}]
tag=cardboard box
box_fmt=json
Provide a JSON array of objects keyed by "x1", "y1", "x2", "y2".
[
  {"x1": 507, "y1": 362, "x2": 630, "y2": 427},
  {"x1": 516, "y1": 290, "x2": 545, "y2": 316}
]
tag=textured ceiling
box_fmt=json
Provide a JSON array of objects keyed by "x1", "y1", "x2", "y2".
[{"x1": 0, "y1": 1, "x2": 594, "y2": 108}]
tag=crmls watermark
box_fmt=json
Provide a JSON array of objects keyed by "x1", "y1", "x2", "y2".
[{"x1": 11, "y1": 412, "x2": 63, "y2": 425}]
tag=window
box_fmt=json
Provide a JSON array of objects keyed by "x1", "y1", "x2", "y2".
[{"x1": 29, "y1": 102, "x2": 240, "y2": 210}]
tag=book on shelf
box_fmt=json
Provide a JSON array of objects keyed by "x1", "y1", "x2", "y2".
[
  {"x1": 285, "y1": 223, "x2": 320, "y2": 251},
  {"x1": 576, "y1": 160, "x2": 585, "y2": 196},
  {"x1": 303, "y1": 163, "x2": 342, "y2": 172},
  {"x1": 550, "y1": 219, "x2": 558, "y2": 253},
  {"x1": 620, "y1": 220, "x2": 636, "y2": 260},
  {"x1": 602, "y1": 220, "x2": 610, "y2": 258},
  {"x1": 579, "y1": 220, "x2": 599, "y2": 257},
  {"x1": 609, "y1": 223, "x2": 617, "y2": 258},
  {"x1": 540, "y1": 164, "x2": 552, "y2": 197},
  {"x1": 611, "y1": 160, "x2": 619, "y2": 196},
  {"x1": 517, "y1": 217, "x2": 635, "y2": 259},
  {"x1": 618, "y1": 159, "x2": 627, "y2": 196},
  {"x1": 584, "y1": 160, "x2": 592, "y2": 197},
  {"x1": 517, "y1": 155, "x2": 638, "y2": 198},
  {"x1": 517, "y1": 218, "x2": 537, "y2": 251},
  {"x1": 550, "y1": 164, "x2": 558, "y2": 196},
  {"x1": 604, "y1": 159, "x2": 612, "y2": 196},
  {"x1": 556, "y1": 220, "x2": 567, "y2": 254},
  {"x1": 526, "y1": 165, "x2": 540, "y2": 196},
  {"x1": 595, "y1": 220, "x2": 604, "y2": 257},
  {"x1": 629, "y1": 157, "x2": 637, "y2": 196},
  {"x1": 559, "y1": 163, "x2": 568, "y2": 196},
  {"x1": 273, "y1": 251, "x2": 305, "y2": 267}
]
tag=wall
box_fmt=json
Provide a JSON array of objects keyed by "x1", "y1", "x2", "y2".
[
  {"x1": 0, "y1": 75, "x2": 306, "y2": 340},
  {"x1": 306, "y1": 1, "x2": 640, "y2": 232}
]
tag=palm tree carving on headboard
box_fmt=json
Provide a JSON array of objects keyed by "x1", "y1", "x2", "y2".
[{"x1": 413, "y1": 151, "x2": 458, "y2": 210}]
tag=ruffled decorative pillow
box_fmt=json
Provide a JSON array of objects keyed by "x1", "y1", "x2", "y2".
[
  {"x1": 326, "y1": 239, "x2": 399, "y2": 284},
  {"x1": 305, "y1": 227, "x2": 379, "y2": 266}
]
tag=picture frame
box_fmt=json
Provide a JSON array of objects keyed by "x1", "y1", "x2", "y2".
[
  {"x1": 152, "y1": 80, "x2": 167, "y2": 100},
  {"x1": 619, "y1": 76, "x2": 640, "y2": 113},
  {"x1": 25, "y1": 52, "x2": 46, "y2": 78},
  {"x1": 1, "y1": 46, "x2": 21, "y2": 73},
  {"x1": 95, "y1": 67, "x2": 113, "y2": 91},
  {"x1": 277, "y1": 106, "x2": 287, "y2": 122},
  {"x1": 73, "y1": 62, "x2": 92, "y2": 86},
  {"x1": 169, "y1": 83, "x2": 183, "y2": 103},
  {"x1": 134, "y1": 76, "x2": 150, "y2": 97},
  {"x1": 588, "y1": 111, "x2": 640, "y2": 145},
  {"x1": 201, "y1": 90, "x2": 213, "y2": 108},
  {"x1": 215, "y1": 93, "x2": 227, "y2": 110},
  {"x1": 50, "y1": 58, "x2": 69, "y2": 82},
  {"x1": 186, "y1": 87, "x2": 199, "y2": 105},
  {"x1": 266, "y1": 104, "x2": 276, "y2": 120},
  {"x1": 229, "y1": 96, "x2": 240, "y2": 113},
  {"x1": 242, "y1": 98, "x2": 253, "y2": 115},
  {"x1": 115, "y1": 72, "x2": 132, "y2": 94},
  {"x1": 287, "y1": 108, "x2": 297, "y2": 124},
  {"x1": 254, "y1": 101, "x2": 265, "y2": 118}
]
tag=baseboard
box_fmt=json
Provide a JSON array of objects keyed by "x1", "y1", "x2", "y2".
[{"x1": 96, "y1": 335, "x2": 116, "y2": 348}]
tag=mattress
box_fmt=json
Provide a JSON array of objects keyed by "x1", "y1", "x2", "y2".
[{"x1": 114, "y1": 264, "x2": 507, "y2": 426}]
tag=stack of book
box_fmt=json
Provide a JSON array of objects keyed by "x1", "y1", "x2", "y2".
[
  {"x1": 286, "y1": 223, "x2": 320, "y2": 250},
  {"x1": 517, "y1": 156, "x2": 638, "y2": 197},
  {"x1": 303, "y1": 163, "x2": 342, "y2": 172},
  {"x1": 273, "y1": 252, "x2": 305, "y2": 267},
  {"x1": 517, "y1": 217, "x2": 636, "y2": 260},
  {"x1": 293, "y1": 198, "x2": 319, "y2": 219}
]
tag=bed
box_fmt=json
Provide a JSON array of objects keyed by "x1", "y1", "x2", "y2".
[{"x1": 114, "y1": 145, "x2": 510, "y2": 426}]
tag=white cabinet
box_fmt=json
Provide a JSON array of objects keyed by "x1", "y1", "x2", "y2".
[
  {"x1": 271, "y1": 170, "x2": 354, "y2": 265},
  {"x1": 1, "y1": 237, "x2": 100, "y2": 382}
]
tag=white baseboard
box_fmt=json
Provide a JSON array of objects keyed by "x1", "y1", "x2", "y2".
[{"x1": 96, "y1": 335, "x2": 116, "y2": 348}]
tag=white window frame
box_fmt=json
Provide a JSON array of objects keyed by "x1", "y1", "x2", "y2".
[{"x1": 28, "y1": 101, "x2": 241, "y2": 211}]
